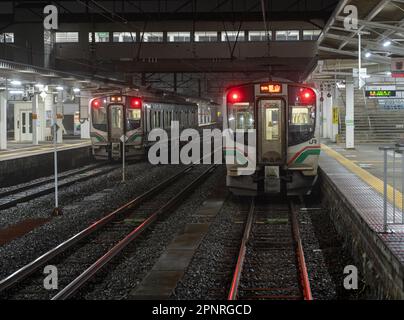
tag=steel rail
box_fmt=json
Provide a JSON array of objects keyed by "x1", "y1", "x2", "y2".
[
  {"x1": 0, "y1": 163, "x2": 116, "y2": 211},
  {"x1": 228, "y1": 197, "x2": 255, "y2": 300},
  {"x1": 52, "y1": 164, "x2": 217, "y2": 300},
  {"x1": 290, "y1": 200, "x2": 313, "y2": 301},
  {"x1": 0, "y1": 165, "x2": 195, "y2": 293},
  {"x1": 0, "y1": 163, "x2": 107, "y2": 199}
]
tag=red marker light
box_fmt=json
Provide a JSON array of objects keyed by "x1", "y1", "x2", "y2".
[
  {"x1": 300, "y1": 88, "x2": 315, "y2": 104},
  {"x1": 130, "y1": 97, "x2": 142, "y2": 108},
  {"x1": 228, "y1": 90, "x2": 242, "y2": 103},
  {"x1": 91, "y1": 99, "x2": 101, "y2": 109}
]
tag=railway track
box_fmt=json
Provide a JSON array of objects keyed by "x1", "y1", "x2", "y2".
[
  {"x1": 0, "y1": 163, "x2": 117, "y2": 211},
  {"x1": 0, "y1": 164, "x2": 217, "y2": 300},
  {"x1": 228, "y1": 197, "x2": 312, "y2": 300}
]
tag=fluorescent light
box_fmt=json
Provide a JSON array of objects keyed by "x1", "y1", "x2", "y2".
[
  {"x1": 383, "y1": 40, "x2": 391, "y2": 47},
  {"x1": 56, "y1": 86, "x2": 64, "y2": 91},
  {"x1": 73, "y1": 88, "x2": 80, "y2": 93},
  {"x1": 365, "y1": 52, "x2": 371, "y2": 58},
  {"x1": 34, "y1": 83, "x2": 44, "y2": 88},
  {"x1": 10, "y1": 80, "x2": 21, "y2": 86},
  {"x1": 9, "y1": 90, "x2": 24, "y2": 94}
]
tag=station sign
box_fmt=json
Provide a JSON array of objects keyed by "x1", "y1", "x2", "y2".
[
  {"x1": 365, "y1": 90, "x2": 396, "y2": 98},
  {"x1": 260, "y1": 83, "x2": 282, "y2": 94},
  {"x1": 365, "y1": 85, "x2": 396, "y2": 98}
]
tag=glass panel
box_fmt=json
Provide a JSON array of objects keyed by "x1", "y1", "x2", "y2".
[
  {"x1": 0, "y1": 33, "x2": 14, "y2": 43},
  {"x1": 111, "y1": 107, "x2": 122, "y2": 129},
  {"x1": 265, "y1": 108, "x2": 280, "y2": 141},
  {"x1": 276, "y1": 30, "x2": 300, "y2": 41},
  {"x1": 303, "y1": 30, "x2": 321, "y2": 40},
  {"x1": 221, "y1": 31, "x2": 245, "y2": 42},
  {"x1": 89, "y1": 32, "x2": 110, "y2": 42},
  {"x1": 113, "y1": 32, "x2": 136, "y2": 42},
  {"x1": 248, "y1": 31, "x2": 271, "y2": 41},
  {"x1": 229, "y1": 103, "x2": 254, "y2": 130},
  {"x1": 29, "y1": 113, "x2": 32, "y2": 133},
  {"x1": 22, "y1": 113, "x2": 26, "y2": 133},
  {"x1": 92, "y1": 106, "x2": 107, "y2": 131},
  {"x1": 127, "y1": 109, "x2": 141, "y2": 130},
  {"x1": 55, "y1": 32, "x2": 79, "y2": 43},
  {"x1": 194, "y1": 31, "x2": 218, "y2": 42},
  {"x1": 141, "y1": 32, "x2": 163, "y2": 42},
  {"x1": 167, "y1": 32, "x2": 190, "y2": 42}
]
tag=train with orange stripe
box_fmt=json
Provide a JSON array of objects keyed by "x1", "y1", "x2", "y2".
[{"x1": 224, "y1": 81, "x2": 320, "y2": 196}]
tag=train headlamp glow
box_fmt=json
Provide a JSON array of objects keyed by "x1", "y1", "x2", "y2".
[
  {"x1": 228, "y1": 90, "x2": 242, "y2": 103},
  {"x1": 299, "y1": 88, "x2": 315, "y2": 104},
  {"x1": 130, "y1": 97, "x2": 142, "y2": 108},
  {"x1": 111, "y1": 96, "x2": 122, "y2": 102},
  {"x1": 91, "y1": 99, "x2": 101, "y2": 108}
]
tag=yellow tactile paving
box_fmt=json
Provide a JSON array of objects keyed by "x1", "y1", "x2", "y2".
[{"x1": 321, "y1": 144, "x2": 403, "y2": 211}]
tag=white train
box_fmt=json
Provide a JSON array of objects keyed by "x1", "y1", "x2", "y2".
[
  {"x1": 223, "y1": 81, "x2": 320, "y2": 195},
  {"x1": 90, "y1": 92, "x2": 218, "y2": 160}
]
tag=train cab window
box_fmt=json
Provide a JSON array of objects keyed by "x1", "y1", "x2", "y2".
[
  {"x1": 228, "y1": 103, "x2": 254, "y2": 130},
  {"x1": 92, "y1": 106, "x2": 107, "y2": 131},
  {"x1": 288, "y1": 86, "x2": 316, "y2": 146},
  {"x1": 127, "y1": 109, "x2": 141, "y2": 131}
]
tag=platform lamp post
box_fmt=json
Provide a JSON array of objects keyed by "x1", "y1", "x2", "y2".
[{"x1": 51, "y1": 87, "x2": 63, "y2": 216}]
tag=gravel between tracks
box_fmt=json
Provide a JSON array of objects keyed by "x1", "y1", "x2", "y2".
[
  {"x1": 298, "y1": 198, "x2": 368, "y2": 299},
  {"x1": 78, "y1": 166, "x2": 226, "y2": 300},
  {"x1": 0, "y1": 161, "x2": 191, "y2": 279}
]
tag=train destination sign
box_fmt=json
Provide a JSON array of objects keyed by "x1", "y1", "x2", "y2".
[
  {"x1": 365, "y1": 90, "x2": 396, "y2": 98},
  {"x1": 260, "y1": 83, "x2": 282, "y2": 94}
]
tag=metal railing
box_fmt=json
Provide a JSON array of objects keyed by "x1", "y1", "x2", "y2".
[{"x1": 379, "y1": 143, "x2": 404, "y2": 232}]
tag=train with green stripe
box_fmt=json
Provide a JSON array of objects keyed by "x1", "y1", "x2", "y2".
[
  {"x1": 224, "y1": 81, "x2": 320, "y2": 196},
  {"x1": 90, "y1": 91, "x2": 217, "y2": 160}
]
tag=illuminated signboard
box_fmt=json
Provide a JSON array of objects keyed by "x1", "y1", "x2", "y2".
[
  {"x1": 365, "y1": 90, "x2": 396, "y2": 98},
  {"x1": 260, "y1": 83, "x2": 282, "y2": 94}
]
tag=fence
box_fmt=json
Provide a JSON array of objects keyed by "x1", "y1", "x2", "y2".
[{"x1": 379, "y1": 144, "x2": 404, "y2": 232}]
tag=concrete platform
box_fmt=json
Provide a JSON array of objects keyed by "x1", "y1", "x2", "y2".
[
  {"x1": 0, "y1": 139, "x2": 93, "y2": 187},
  {"x1": 0, "y1": 139, "x2": 91, "y2": 161},
  {"x1": 319, "y1": 143, "x2": 404, "y2": 298}
]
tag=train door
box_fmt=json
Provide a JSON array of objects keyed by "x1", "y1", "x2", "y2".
[
  {"x1": 108, "y1": 104, "x2": 124, "y2": 159},
  {"x1": 258, "y1": 99, "x2": 286, "y2": 193}
]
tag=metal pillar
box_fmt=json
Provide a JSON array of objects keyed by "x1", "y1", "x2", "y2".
[
  {"x1": 345, "y1": 78, "x2": 355, "y2": 149},
  {"x1": 321, "y1": 96, "x2": 328, "y2": 139},
  {"x1": 32, "y1": 93, "x2": 39, "y2": 145},
  {"x1": 326, "y1": 92, "x2": 333, "y2": 140}
]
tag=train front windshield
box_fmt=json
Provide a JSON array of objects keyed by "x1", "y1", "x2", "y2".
[
  {"x1": 127, "y1": 108, "x2": 141, "y2": 130},
  {"x1": 92, "y1": 104, "x2": 107, "y2": 132},
  {"x1": 287, "y1": 86, "x2": 316, "y2": 146}
]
